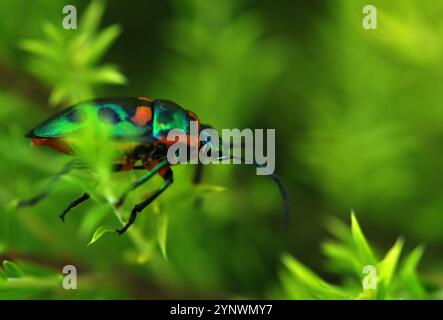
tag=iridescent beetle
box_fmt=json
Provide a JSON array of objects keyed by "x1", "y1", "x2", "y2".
[{"x1": 19, "y1": 97, "x2": 289, "y2": 235}]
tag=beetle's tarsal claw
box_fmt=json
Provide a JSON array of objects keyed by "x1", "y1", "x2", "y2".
[{"x1": 58, "y1": 214, "x2": 65, "y2": 223}]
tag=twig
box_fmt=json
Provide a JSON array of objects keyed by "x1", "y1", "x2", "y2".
[{"x1": 0, "y1": 59, "x2": 50, "y2": 107}]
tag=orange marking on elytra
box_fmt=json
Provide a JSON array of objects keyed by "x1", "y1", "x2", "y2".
[{"x1": 131, "y1": 107, "x2": 152, "y2": 126}]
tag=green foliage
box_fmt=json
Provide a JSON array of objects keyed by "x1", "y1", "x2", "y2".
[
  {"x1": 280, "y1": 255, "x2": 348, "y2": 299},
  {"x1": 0, "y1": 260, "x2": 61, "y2": 299},
  {"x1": 20, "y1": 0, "x2": 125, "y2": 106},
  {"x1": 0, "y1": 0, "x2": 442, "y2": 300},
  {"x1": 350, "y1": 212, "x2": 377, "y2": 266},
  {"x1": 399, "y1": 246, "x2": 426, "y2": 299},
  {"x1": 0, "y1": 259, "x2": 129, "y2": 299},
  {"x1": 0, "y1": 0, "x2": 65, "y2": 62},
  {"x1": 87, "y1": 225, "x2": 115, "y2": 246},
  {"x1": 273, "y1": 213, "x2": 430, "y2": 300}
]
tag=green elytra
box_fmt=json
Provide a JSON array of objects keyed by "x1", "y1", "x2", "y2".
[{"x1": 26, "y1": 97, "x2": 194, "y2": 141}]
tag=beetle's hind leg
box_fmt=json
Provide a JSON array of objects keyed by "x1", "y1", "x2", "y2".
[
  {"x1": 17, "y1": 161, "x2": 77, "y2": 208},
  {"x1": 59, "y1": 192, "x2": 90, "y2": 222},
  {"x1": 116, "y1": 168, "x2": 173, "y2": 235}
]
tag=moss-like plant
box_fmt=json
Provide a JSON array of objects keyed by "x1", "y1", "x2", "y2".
[
  {"x1": 273, "y1": 212, "x2": 432, "y2": 300},
  {"x1": 20, "y1": 0, "x2": 126, "y2": 106}
]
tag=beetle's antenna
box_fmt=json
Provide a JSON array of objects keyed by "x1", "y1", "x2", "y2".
[
  {"x1": 211, "y1": 150, "x2": 290, "y2": 228},
  {"x1": 199, "y1": 127, "x2": 290, "y2": 228},
  {"x1": 230, "y1": 155, "x2": 290, "y2": 229}
]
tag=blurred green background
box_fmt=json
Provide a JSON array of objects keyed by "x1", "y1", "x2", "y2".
[{"x1": 0, "y1": 0, "x2": 442, "y2": 299}]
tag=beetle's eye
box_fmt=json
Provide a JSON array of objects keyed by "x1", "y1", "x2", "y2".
[
  {"x1": 99, "y1": 107, "x2": 120, "y2": 124},
  {"x1": 67, "y1": 109, "x2": 81, "y2": 123}
]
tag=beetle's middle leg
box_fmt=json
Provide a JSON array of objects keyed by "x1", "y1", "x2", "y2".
[
  {"x1": 114, "y1": 158, "x2": 169, "y2": 208},
  {"x1": 116, "y1": 167, "x2": 173, "y2": 235}
]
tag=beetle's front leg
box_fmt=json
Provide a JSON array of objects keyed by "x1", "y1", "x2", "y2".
[{"x1": 116, "y1": 168, "x2": 173, "y2": 235}]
